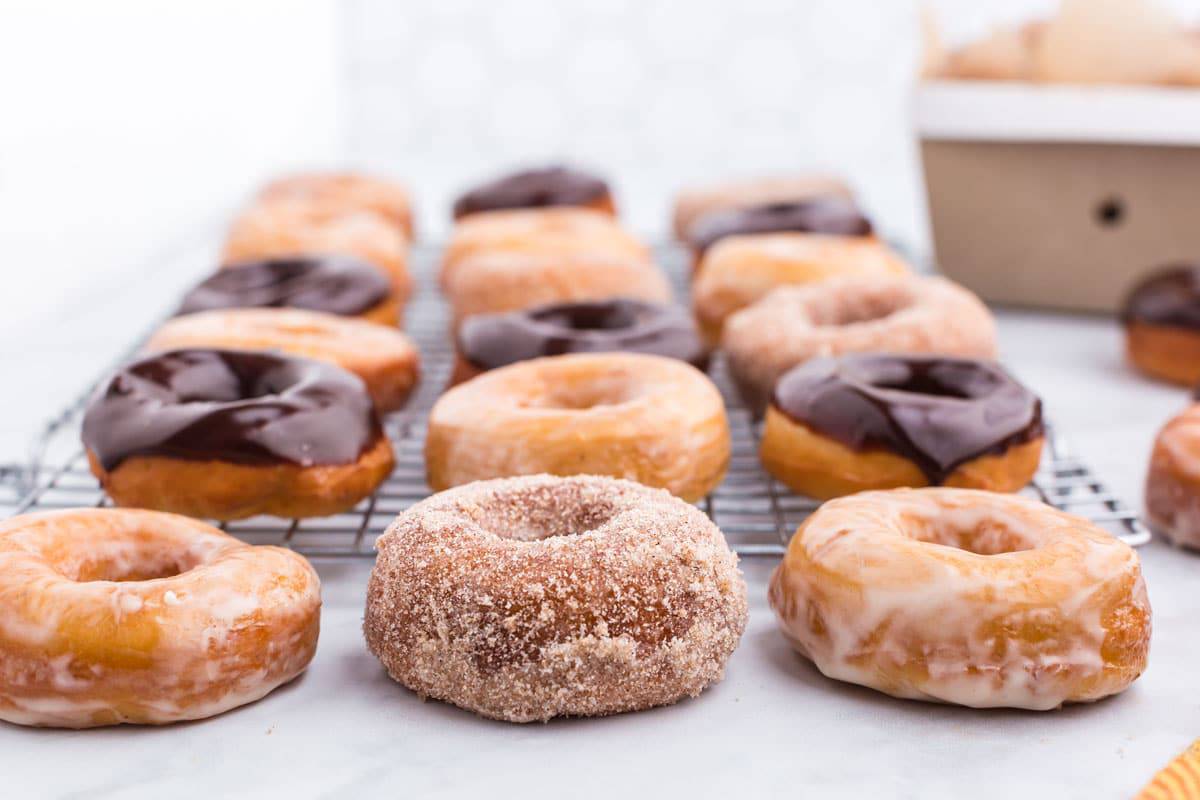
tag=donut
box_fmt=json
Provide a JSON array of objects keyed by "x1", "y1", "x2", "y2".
[
  {"x1": 1144, "y1": 401, "x2": 1200, "y2": 548},
  {"x1": 223, "y1": 204, "x2": 411, "y2": 300},
  {"x1": 692, "y1": 233, "x2": 909, "y2": 345},
  {"x1": 82, "y1": 349, "x2": 395, "y2": 520},
  {"x1": 684, "y1": 197, "x2": 873, "y2": 268},
  {"x1": 452, "y1": 165, "x2": 614, "y2": 220},
  {"x1": 146, "y1": 308, "x2": 420, "y2": 413},
  {"x1": 760, "y1": 354, "x2": 1043, "y2": 499},
  {"x1": 255, "y1": 171, "x2": 415, "y2": 237},
  {"x1": 445, "y1": 249, "x2": 671, "y2": 326},
  {"x1": 768, "y1": 487, "x2": 1151, "y2": 709},
  {"x1": 452, "y1": 298, "x2": 708, "y2": 385},
  {"x1": 425, "y1": 353, "x2": 729, "y2": 502},
  {"x1": 672, "y1": 174, "x2": 854, "y2": 240},
  {"x1": 178, "y1": 256, "x2": 400, "y2": 326},
  {"x1": 722, "y1": 274, "x2": 997, "y2": 413},
  {"x1": 440, "y1": 207, "x2": 648, "y2": 288},
  {"x1": 363, "y1": 474, "x2": 747, "y2": 722},
  {"x1": 1122, "y1": 264, "x2": 1200, "y2": 386},
  {"x1": 0, "y1": 508, "x2": 320, "y2": 727}
]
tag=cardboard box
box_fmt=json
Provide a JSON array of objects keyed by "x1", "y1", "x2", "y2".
[{"x1": 917, "y1": 81, "x2": 1200, "y2": 313}]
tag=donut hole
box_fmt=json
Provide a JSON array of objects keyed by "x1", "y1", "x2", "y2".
[
  {"x1": 525, "y1": 375, "x2": 640, "y2": 410},
  {"x1": 533, "y1": 302, "x2": 640, "y2": 331},
  {"x1": 471, "y1": 491, "x2": 619, "y2": 542},
  {"x1": 811, "y1": 286, "x2": 915, "y2": 327},
  {"x1": 908, "y1": 514, "x2": 1036, "y2": 555},
  {"x1": 53, "y1": 541, "x2": 204, "y2": 582}
]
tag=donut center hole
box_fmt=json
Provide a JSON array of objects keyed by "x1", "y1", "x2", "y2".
[
  {"x1": 54, "y1": 541, "x2": 203, "y2": 582},
  {"x1": 911, "y1": 514, "x2": 1036, "y2": 555},
  {"x1": 534, "y1": 303, "x2": 639, "y2": 331},
  {"x1": 873, "y1": 373, "x2": 972, "y2": 399},
  {"x1": 486, "y1": 498, "x2": 619, "y2": 542},
  {"x1": 526, "y1": 375, "x2": 639, "y2": 410},
  {"x1": 813, "y1": 290, "x2": 913, "y2": 327}
]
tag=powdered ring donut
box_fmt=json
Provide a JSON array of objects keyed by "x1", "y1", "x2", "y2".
[
  {"x1": 364, "y1": 474, "x2": 748, "y2": 722},
  {"x1": 0, "y1": 508, "x2": 320, "y2": 727},
  {"x1": 722, "y1": 274, "x2": 997, "y2": 413},
  {"x1": 769, "y1": 488, "x2": 1152, "y2": 709}
]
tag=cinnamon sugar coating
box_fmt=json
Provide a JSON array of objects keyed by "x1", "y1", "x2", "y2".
[{"x1": 364, "y1": 475, "x2": 748, "y2": 722}]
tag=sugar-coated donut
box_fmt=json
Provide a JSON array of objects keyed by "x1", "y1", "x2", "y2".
[
  {"x1": 1145, "y1": 402, "x2": 1200, "y2": 548},
  {"x1": 364, "y1": 474, "x2": 747, "y2": 722},
  {"x1": 425, "y1": 353, "x2": 729, "y2": 502},
  {"x1": 1122, "y1": 264, "x2": 1200, "y2": 386},
  {"x1": 255, "y1": 171, "x2": 415, "y2": 237},
  {"x1": 692, "y1": 232, "x2": 909, "y2": 344},
  {"x1": 445, "y1": 249, "x2": 671, "y2": 326},
  {"x1": 223, "y1": 204, "x2": 411, "y2": 301},
  {"x1": 684, "y1": 197, "x2": 873, "y2": 267},
  {"x1": 672, "y1": 174, "x2": 854, "y2": 240},
  {"x1": 440, "y1": 207, "x2": 648, "y2": 288},
  {"x1": 769, "y1": 488, "x2": 1151, "y2": 709},
  {"x1": 452, "y1": 165, "x2": 614, "y2": 220},
  {"x1": 760, "y1": 354, "x2": 1043, "y2": 499},
  {"x1": 179, "y1": 256, "x2": 400, "y2": 326},
  {"x1": 722, "y1": 274, "x2": 997, "y2": 413},
  {"x1": 146, "y1": 308, "x2": 420, "y2": 413},
  {"x1": 82, "y1": 349, "x2": 394, "y2": 520},
  {"x1": 452, "y1": 298, "x2": 708, "y2": 385},
  {"x1": 0, "y1": 508, "x2": 320, "y2": 727}
]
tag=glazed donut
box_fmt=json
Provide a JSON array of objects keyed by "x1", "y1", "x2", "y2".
[
  {"x1": 440, "y1": 207, "x2": 648, "y2": 288},
  {"x1": 364, "y1": 474, "x2": 747, "y2": 722},
  {"x1": 145, "y1": 308, "x2": 421, "y2": 413},
  {"x1": 425, "y1": 353, "x2": 729, "y2": 502},
  {"x1": 179, "y1": 256, "x2": 400, "y2": 326},
  {"x1": 82, "y1": 349, "x2": 395, "y2": 520},
  {"x1": 445, "y1": 249, "x2": 671, "y2": 326},
  {"x1": 255, "y1": 171, "x2": 415, "y2": 237},
  {"x1": 1122, "y1": 264, "x2": 1200, "y2": 386},
  {"x1": 722, "y1": 274, "x2": 998, "y2": 413},
  {"x1": 684, "y1": 197, "x2": 873, "y2": 268},
  {"x1": 760, "y1": 354, "x2": 1043, "y2": 499},
  {"x1": 452, "y1": 298, "x2": 708, "y2": 385},
  {"x1": 672, "y1": 174, "x2": 854, "y2": 240},
  {"x1": 1145, "y1": 402, "x2": 1200, "y2": 548},
  {"x1": 223, "y1": 204, "x2": 411, "y2": 301},
  {"x1": 768, "y1": 487, "x2": 1152, "y2": 709},
  {"x1": 0, "y1": 508, "x2": 320, "y2": 727},
  {"x1": 692, "y1": 232, "x2": 909, "y2": 344},
  {"x1": 452, "y1": 165, "x2": 614, "y2": 220}
]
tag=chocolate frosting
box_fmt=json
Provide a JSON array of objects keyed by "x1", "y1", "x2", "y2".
[
  {"x1": 452, "y1": 166, "x2": 610, "y2": 218},
  {"x1": 82, "y1": 349, "x2": 382, "y2": 471},
  {"x1": 458, "y1": 299, "x2": 710, "y2": 372},
  {"x1": 771, "y1": 354, "x2": 1043, "y2": 484},
  {"x1": 178, "y1": 256, "x2": 390, "y2": 317},
  {"x1": 686, "y1": 198, "x2": 873, "y2": 255},
  {"x1": 1122, "y1": 264, "x2": 1200, "y2": 329}
]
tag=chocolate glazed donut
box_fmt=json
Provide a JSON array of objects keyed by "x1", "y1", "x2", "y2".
[
  {"x1": 82, "y1": 349, "x2": 395, "y2": 520},
  {"x1": 1122, "y1": 264, "x2": 1200, "y2": 386},
  {"x1": 179, "y1": 256, "x2": 398, "y2": 325},
  {"x1": 760, "y1": 354, "x2": 1044, "y2": 499},
  {"x1": 685, "y1": 197, "x2": 873, "y2": 260},
  {"x1": 452, "y1": 165, "x2": 614, "y2": 219},
  {"x1": 451, "y1": 299, "x2": 709, "y2": 385}
]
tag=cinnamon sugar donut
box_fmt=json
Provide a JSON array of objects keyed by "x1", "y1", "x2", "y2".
[
  {"x1": 445, "y1": 250, "x2": 671, "y2": 325},
  {"x1": 769, "y1": 488, "x2": 1152, "y2": 709},
  {"x1": 146, "y1": 308, "x2": 421, "y2": 413},
  {"x1": 223, "y1": 204, "x2": 411, "y2": 300},
  {"x1": 82, "y1": 349, "x2": 394, "y2": 520},
  {"x1": 1123, "y1": 264, "x2": 1200, "y2": 386},
  {"x1": 0, "y1": 508, "x2": 320, "y2": 727},
  {"x1": 1145, "y1": 402, "x2": 1200, "y2": 548},
  {"x1": 255, "y1": 172, "x2": 415, "y2": 237},
  {"x1": 364, "y1": 474, "x2": 748, "y2": 722},
  {"x1": 672, "y1": 174, "x2": 854, "y2": 240},
  {"x1": 440, "y1": 207, "x2": 648, "y2": 288},
  {"x1": 425, "y1": 353, "x2": 729, "y2": 502},
  {"x1": 722, "y1": 274, "x2": 997, "y2": 412},
  {"x1": 452, "y1": 165, "x2": 614, "y2": 220},
  {"x1": 692, "y1": 233, "x2": 909, "y2": 344}
]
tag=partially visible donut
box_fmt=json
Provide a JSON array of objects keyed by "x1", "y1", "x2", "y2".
[
  {"x1": 146, "y1": 308, "x2": 421, "y2": 413},
  {"x1": 452, "y1": 165, "x2": 614, "y2": 220},
  {"x1": 672, "y1": 174, "x2": 854, "y2": 240},
  {"x1": 1145, "y1": 402, "x2": 1200, "y2": 548},
  {"x1": 255, "y1": 172, "x2": 415, "y2": 237},
  {"x1": 684, "y1": 197, "x2": 873, "y2": 266},
  {"x1": 364, "y1": 474, "x2": 748, "y2": 722},
  {"x1": 1122, "y1": 264, "x2": 1200, "y2": 386}
]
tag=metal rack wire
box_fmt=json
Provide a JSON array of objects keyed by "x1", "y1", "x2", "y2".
[{"x1": 3, "y1": 242, "x2": 1151, "y2": 554}]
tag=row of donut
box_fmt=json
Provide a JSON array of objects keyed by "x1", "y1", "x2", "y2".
[{"x1": 0, "y1": 167, "x2": 1156, "y2": 727}]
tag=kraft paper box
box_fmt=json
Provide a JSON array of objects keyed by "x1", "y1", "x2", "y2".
[{"x1": 917, "y1": 81, "x2": 1200, "y2": 313}]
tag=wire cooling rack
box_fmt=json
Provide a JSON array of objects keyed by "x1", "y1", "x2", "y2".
[{"x1": 4, "y1": 242, "x2": 1150, "y2": 554}]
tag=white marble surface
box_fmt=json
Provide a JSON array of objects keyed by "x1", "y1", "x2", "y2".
[{"x1": 2, "y1": 250, "x2": 1198, "y2": 799}]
